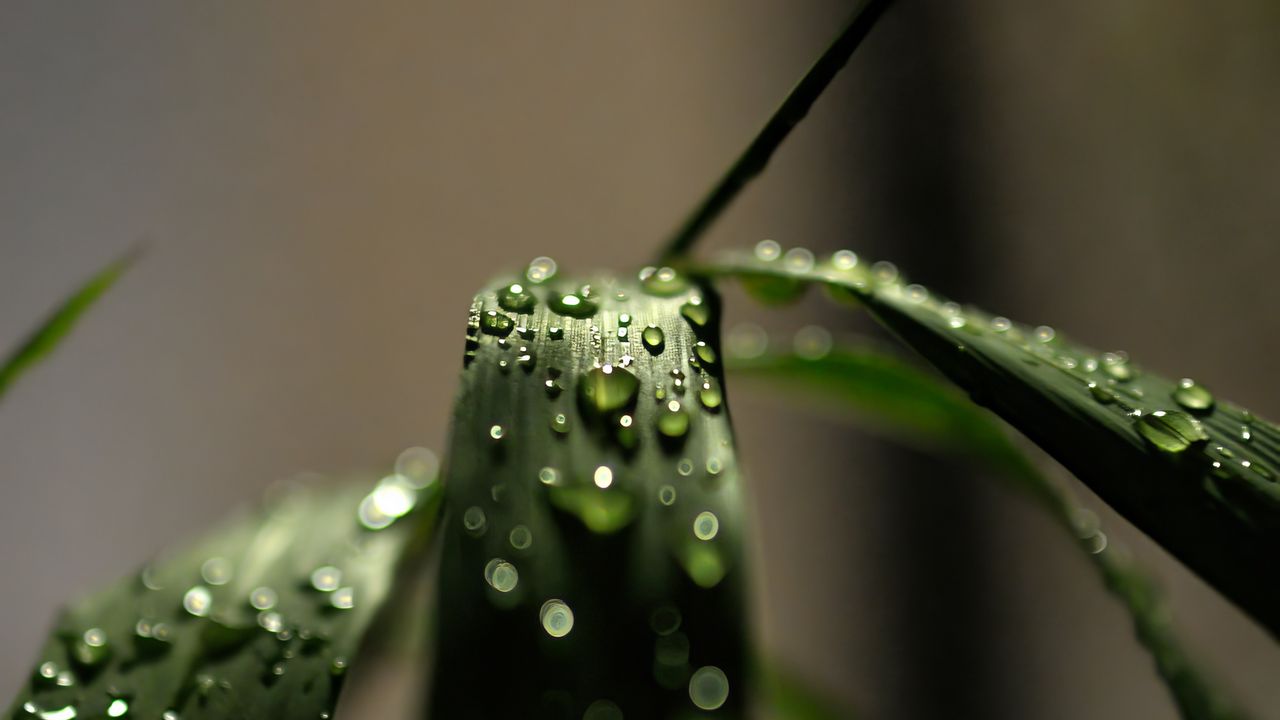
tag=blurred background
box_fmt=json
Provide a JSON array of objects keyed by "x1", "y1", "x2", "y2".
[{"x1": 2, "y1": 1, "x2": 1278, "y2": 718}]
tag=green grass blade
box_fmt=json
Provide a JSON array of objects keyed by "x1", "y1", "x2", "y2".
[
  {"x1": 431, "y1": 264, "x2": 747, "y2": 717},
  {"x1": 730, "y1": 341, "x2": 1245, "y2": 720},
  {"x1": 700, "y1": 247, "x2": 1280, "y2": 641},
  {"x1": 657, "y1": 0, "x2": 896, "y2": 263},
  {"x1": 0, "y1": 249, "x2": 138, "y2": 402},
  {"x1": 6, "y1": 465, "x2": 441, "y2": 720}
]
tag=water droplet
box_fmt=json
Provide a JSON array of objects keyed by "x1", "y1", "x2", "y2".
[
  {"x1": 641, "y1": 325, "x2": 665, "y2": 354},
  {"x1": 257, "y1": 611, "x2": 283, "y2": 632},
  {"x1": 480, "y1": 310, "x2": 514, "y2": 337},
  {"x1": 831, "y1": 249, "x2": 858, "y2": 270},
  {"x1": 249, "y1": 586, "x2": 278, "y2": 610},
  {"x1": 1087, "y1": 382, "x2": 1116, "y2": 404},
  {"x1": 1241, "y1": 425, "x2": 1253, "y2": 442},
  {"x1": 489, "y1": 424, "x2": 505, "y2": 441},
  {"x1": 200, "y1": 557, "x2": 232, "y2": 586},
  {"x1": 618, "y1": 313, "x2": 631, "y2": 326},
  {"x1": 526, "y1": 257, "x2": 557, "y2": 283},
  {"x1": 105, "y1": 699, "x2": 129, "y2": 718},
  {"x1": 1102, "y1": 352, "x2": 1135, "y2": 381},
  {"x1": 549, "y1": 292, "x2": 598, "y2": 319},
  {"x1": 871, "y1": 261, "x2": 899, "y2": 283},
  {"x1": 658, "y1": 485, "x2": 677, "y2": 506},
  {"x1": 498, "y1": 283, "x2": 537, "y2": 314},
  {"x1": 694, "y1": 511, "x2": 720, "y2": 540},
  {"x1": 1172, "y1": 378, "x2": 1215, "y2": 413},
  {"x1": 616, "y1": 326, "x2": 628, "y2": 340},
  {"x1": 550, "y1": 413, "x2": 571, "y2": 435},
  {"x1": 754, "y1": 239, "x2": 781, "y2": 261},
  {"x1": 698, "y1": 380, "x2": 723, "y2": 411},
  {"x1": 538, "y1": 467, "x2": 561, "y2": 486},
  {"x1": 509, "y1": 525, "x2": 533, "y2": 549},
  {"x1": 463, "y1": 506, "x2": 487, "y2": 536},
  {"x1": 583, "y1": 700, "x2": 624, "y2": 720},
  {"x1": 540, "y1": 599, "x2": 574, "y2": 638},
  {"x1": 783, "y1": 247, "x2": 815, "y2": 272},
  {"x1": 578, "y1": 365, "x2": 640, "y2": 414},
  {"x1": 395, "y1": 446, "x2": 439, "y2": 488},
  {"x1": 183, "y1": 586, "x2": 212, "y2": 617},
  {"x1": 990, "y1": 317, "x2": 1012, "y2": 333},
  {"x1": 484, "y1": 559, "x2": 519, "y2": 593},
  {"x1": 794, "y1": 326, "x2": 832, "y2": 359},
  {"x1": 689, "y1": 666, "x2": 730, "y2": 710},
  {"x1": 677, "y1": 458, "x2": 694, "y2": 476},
  {"x1": 680, "y1": 299, "x2": 710, "y2": 328},
  {"x1": 726, "y1": 323, "x2": 767, "y2": 359},
  {"x1": 1033, "y1": 325, "x2": 1056, "y2": 343},
  {"x1": 649, "y1": 605, "x2": 682, "y2": 635},
  {"x1": 638, "y1": 266, "x2": 688, "y2": 296},
  {"x1": 310, "y1": 566, "x2": 342, "y2": 592},
  {"x1": 330, "y1": 587, "x2": 355, "y2": 610},
  {"x1": 904, "y1": 284, "x2": 929, "y2": 303},
  {"x1": 693, "y1": 341, "x2": 717, "y2": 365},
  {"x1": 1134, "y1": 410, "x2": 1209, "y2": 453},
  {"x1": 657, "y1": 401, "x2": 691, "y2": 438},
  {"x1": 594, "y1": 465, "x2": 614, "y2": 489}
]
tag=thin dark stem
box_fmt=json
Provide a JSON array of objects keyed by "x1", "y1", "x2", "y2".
[{"x1": 657, "y1": 0, "x2": 896, "y2": 262}]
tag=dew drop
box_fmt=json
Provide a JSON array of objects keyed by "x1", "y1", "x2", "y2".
[
  {"x1": 1134, "y1": 410, "x2": 1209, "y2": 453},
  {"x1": 689, "y1": 666, "x2": 730, "y2": 710},
  {"x1": 538, "y1": 467, "x2": 561, "y2": 486},
  {"x1": 549, "y1": 292, "x2": 598, "y2": 319},
  {"x1": 509, "y1": 525, "x2": 533, "y2": 549},
  {"x1": 783, "y1": 247, "x2": 815, "y2": 272},
  {"x1": 484, "y1": 559, "x2": 520, "y2": 593},
  {"x1": 526, "y1": 257, "x2": 557, "y2": 283},
  {"x1": 200, "y1": 557, "x2": 232, "y2": 586},
  {"x1": 991, "y1": 317, "x2": 1012, "y2": 333},
  {"x1": 641, "y1": 325, "x2": 665, "y2": 354},
  {"x1": 657, "y1": 401, "x2": 691, "y2": 438},
  {"x1": 183, "y1": 586, "x2": 212, "y2": 617},
  {"x1": 754, "y1": 239, "x2": 781, "y2": 261},
  {"x1": 693, "y1": 341, "x2": 717, "y2": 365},
  {"x1": 676, "y1": 458, "x2": 694, "y2": 476},
  {"x1": 310, "y1": 566, "x2": 342, "y2": 593},
  {"x1": 1172, "y1": 378, "x2": 1215, "y2": 413},
  {"x1": 249, "y1": 586, "x2": 278, "y2": 611},
  {"x1": 680, "y1": 299, "x2": 710, "y2": 328},
  {"x1": 578, "y1": 365, "x2": 640, "y2": 414},
  {"x1": 698, "y1": 380, "x2": 723, "y2": 411},
  {"x1": 540, "y1": 599, "x2": 574, "y2": 638},
  {"x1": 550, "y1": 413, "x2": 571, "y2": 435},
  {"x1": 694, "y1": 511, "x2": 720, "y2": 540},
  {"x1": 498, "y1": 284, "x2": 537, "y2": 314},
  {"x1": 638, "y1": 266, "x2": 688, "y2": 296},
  {"x1": 395, "y1": 446, "x2": 439, "y2": 488},
  {"x1": 106, "y1": 699, "x2": 129, "y2": 718},
  {"x1": 480, "y1": 310, "x2": 514, "y2": 337},
  {"x1": 330, "y1": 587, "x2": 355, "y2": 610},
  {"x1": 594, "y1": 465, "x2": 614, "y2": 489},
  {"x1": 1033, "y1": 325, "x2": 1056, "y2": 343},
  {"x1": 1087, "y1": 382, "x2": 1116, "y2": 404},
  {"x1": 831, "y1": 249, "x2": 858, "y2": 270},
  {"x1": 489, "y1": 425, "x2": 505, "y2": 441},
  {"x1": 463, "y1": 506, "x2": 488, "y2": 536},
  {"x1": 658, "y1": 485, "x2": 677, "y2": 506}
]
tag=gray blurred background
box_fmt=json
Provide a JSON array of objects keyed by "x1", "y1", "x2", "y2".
[{"x1": 1, "y1": 1, "x2": 1278, "y2": 718}]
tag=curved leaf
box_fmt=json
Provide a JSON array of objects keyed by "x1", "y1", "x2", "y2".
[
  {"x1": 7, "y1": 465, "x2": 440, "y2": 720},
  {"x1": 431, "y1": 264, "x2": 747, "y2": 718},
  {"x1": 730, "y1": 341, "x2": 1245, "y2": 720},
  {"x1": 701, "y1": 247, "x2": 1280, "y2": 640}
]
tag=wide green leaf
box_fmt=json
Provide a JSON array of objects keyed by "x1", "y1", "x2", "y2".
[
  {"x1": 0, "y1": 250, "x2": 136, "y2": 403},
  {"x1": 730, "y1": 341, "x2": 1244, "y2": 720},
  {"x1": 701, "y1": 246, "x2": 1280, "y2": 640},
  {"x1": 431, "y1": 261, "x2": 747, "y2": 718},
  {"x1": 7, "y1": 461, "x2": 441, "y2": 720}
]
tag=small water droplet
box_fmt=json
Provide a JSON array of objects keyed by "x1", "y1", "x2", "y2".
[
  {"x1": 641, "y1": 325, "x2": 665, "y2": 354},
  {"x1": 689, "y1": 666, "x2": 730, "y2": 710},
  {"x1": 638, "y1": 266, "x2": 688, "y2": 296},
  {"x1": 871, "y1": 261, "x2": 899, "y2": 283},
  {"x1": 657, "y1": 401, "x2": 690, "y2": 438},
  {"x1": 330, "y1": 587, "x2": 355, "y2": 610},
  {"x1": 200, "y1": 557, "x2": 232, "y2": 586},
  {"x1": 310, "y1": 566, "x2": 342, "y2": 593},
  {"x1": 698, "y1": 380, "x2": 723, "y2": 411},
  {"x1": 1172, "y1": 378, "x2": 1215, "y2": 413},
  {"x1": 831, "y1": 249, "x2": 858, "y2": 270},
  {"x1": 693, "y1": 511, "x2": 720, "y2": 540},
  {"x1": 990, "y1": 317, "x2": 1012, "y2": 333},
  {"x1": 594, "y1": 465, "x2": 614, "y2": 489},
  {"x1": 395, "y1": 446, "x2": 439, "y2": 488},
  {"x1": 498, "y1": 283, "x2": 537, "y2": 314},
  {"x1": 480, "y1": 310, "x2": 514, "y2": 337},
  {"x1": 754, "y1": 239, "x2": 781, "y2": 261},
  {"x1": 183, "y1": 586, "x2": 212, "y2": 617},
  {"x1": 677, "y1": 458, "x2": 694, "y2": 476},
  {"x1": 509, "y1": 525, "x2": 533, "y2": 549},
  {"x1": 484, "y1": 559, "x2": 519, "y2": 593},
  {"x1": 550, "y1": 413, "x2": 571, "y2": 435},
  {"x1": 1134, "y1": 410, "x2": 1209, "y2": 453},
  {"x1": 538, "y1": 467, "x2": 561, "y2": 486},
  {"x1": 658, "y1": 485, "x2": 677, "y2": 506},
  {"x1": 525, "y1": 257, "x2": 557, "y2": 283},
  {"x1": 489, "y1": 425, "x2": 505, "y2": 441},
  {"x1": 680, "y1": 299, "x2": 710, "y2": 328},
  {"x1": 794, "y1": 326, "x2": 832, "y2": 359},
  {"x1": 693, "y1": 341, "x2": 717, "y2": 365},
  {"x1": 1033, "y1": 325, "x2": 1056, "y2": 343},
  {"x1": 783, "y1": 247, "x2": 815, "y2": 272},
  {"x1": 540, "y1": 599, "x2": 574, "y2": 638},
  {"x1": 463, "y1": 506, "x2": 487, "y2": 536},
  {"x1": 1087, "y1": 382, "x2": 1116, "y2": 404},
  {"x1": 249, "y1": 586, "x2": 278, "y2": 610}
]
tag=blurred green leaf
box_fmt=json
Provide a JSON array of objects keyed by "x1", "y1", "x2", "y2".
[
  {"x1": 755, "y1": 656, "x2": 855, "y2": 720},
  {"x1": 431, "y1": 266, "x2": 748, "y2": 718},
  {"x1": 0, "y1": 249, "x2": 137, "y2": 403},
  {"x1": 731, "y1": 341, "x2": 1245, "y2": 719},
  {"x1": 6, "y1": 469, "x2": 441, "y2": 720},
  {"x1": 702, "y1": 248, "x2": 1280, "y2": 643}
]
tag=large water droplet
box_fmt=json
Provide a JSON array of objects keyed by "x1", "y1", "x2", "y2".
[
  {"x1": 641, "y1": 325, "x2": 665, "y2": 354},
  {"x1": 1172, "y1": 378, "x2": 1215, "y2": 413},
  {"x1": 680, "y1": 299, "x2": 710, "y2": 328},
  {"x1": 657, "y1": 401, "x2": 690, "y2": 438},
  {"x1": 754, "y1": 240, "x2": 781, "y2": 261},
  {"x1": 549, "y1": 292, "x2": 598, "y2": 319},
  {"x1": 463, "y1": 506, "x2": 487, "y2": 536},
  {"x1": 698, "y1": 380, "x2": 723, "y2": 411},
  {"x1": 693, "y1": 341, "x2": 717, "y2": 365},
  {"x1": 578, "y1": 365, "x2": 640, "y2": 414},
  {"x1": 1134, "y1": 410, "x2": 1209, "y2": 453},
  {"x1": 310, "y1": 566, "x2": 342, "y2": 593},
  {"x1": 693, "y1": 511, "x2": 720, "y2": 540},
  {"x1": 540, "y1": 599, "x2": 574, "y2": 638},
  {"x1": 526, "y1": 257, "x2": 557, "y2": 284},
  {"x1": 183, "y1": 586, "x2": 212, "y2": 617},
  {"x1": 689, "y1": 666, "x2": 730, "y2": 710},
  {"x1": 638, "y1": 266, "x2": 688, "y2": 297}
]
